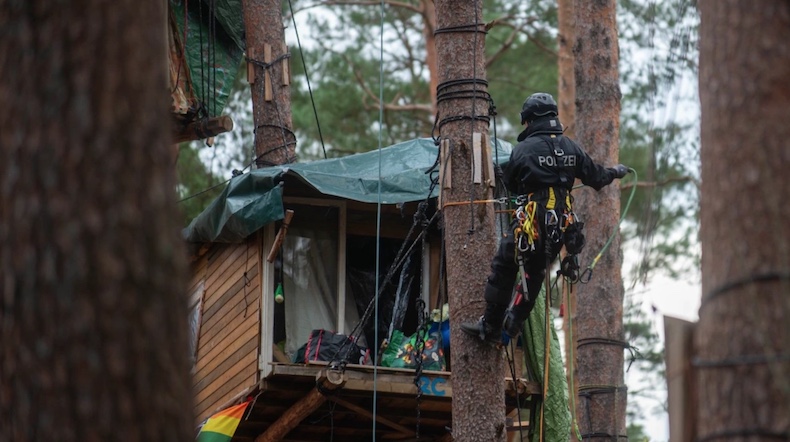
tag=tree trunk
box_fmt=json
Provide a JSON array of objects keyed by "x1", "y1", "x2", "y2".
[
  {"x1": 557, "y1": 0, "x2": 576, "y2": 140},
  {"x1": 244, "y1": 0, "x2": 296, "y2": 167},
  {"x1": 433, "y1": 1, "x2": 501, "y2": 441},
  {"x1": 696, "y1": 1, "x2": 790, "y2": 440},
  {"x1": 572, "y1": 1, "x2": 627, "y2": 441},
  {"x1": 0, "y1": 2, "x2": 193, "y2": 441},
  {"x1": 557, "y1": 1, "x2": 579, "y2": 441}
]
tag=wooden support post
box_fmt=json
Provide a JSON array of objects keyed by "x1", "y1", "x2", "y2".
[
  {"x1": 263, "y1": 43, "x2": 273, "y2": 101},
  {"x1": 254, "y1": 370, "x2": 345, "y2": 442},
  {"x1": 173, "y1": 115, "x2": 234, "y2": 143},
  {"x1": 247, "y1": 48, "x2": 256, "y2": 84},
  {"x1": 473, "y1": 132, "x2": 483, "y2": 184},
  {"x1": 282, "y1": 43, "x2": 290, "y2": 86},
  {"x1": 440, "y1": 139, "x2": 452, "y2": 189},
  {"x1": 266, "y1": 209, "x2": 294, "y2": 263},
  {"x1": 439, "y1": 139, "x2": 451, "y2": 208},
  {"x1": 484, "y1": 134, "x2": 496, "y2": 188}
]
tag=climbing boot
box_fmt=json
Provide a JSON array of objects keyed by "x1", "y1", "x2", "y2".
[{"x1": 460, "y1": 316, "x2": 502, "y2": 344}]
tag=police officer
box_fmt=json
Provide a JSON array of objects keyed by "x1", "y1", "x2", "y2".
[{"x1": 460, "y1": 92, "x2": 630, "y2": 343}]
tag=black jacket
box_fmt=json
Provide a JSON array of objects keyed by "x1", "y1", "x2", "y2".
[{"x1": 504, "y1": 116, "x2": 617, "y2": 195}]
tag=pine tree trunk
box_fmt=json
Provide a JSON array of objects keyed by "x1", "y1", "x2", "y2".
[
  {"x1": 557, "y1": 0, "x2": 576, "y2": 140},
  {"x1": 557, "y1": 1, "x2": 580, "y2": 440},
  {"x1": 572, "y1": 1, "x2": 627, "y2": 441},
  {"x1": 0, "y1": 1, "x2": 193, "y2": 441},
  {"x1": 434, "y1": 1, "x2": 501, "y2": 441},
  {"x1": 244, "y1": 0, "x2": 296, "y2": 166},
  {"x1": 696, "y1": 1, "x2": 790, "y2": 439}
]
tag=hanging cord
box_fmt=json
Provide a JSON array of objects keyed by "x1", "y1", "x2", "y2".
[
  {"x1": 286, "y1": 0, "x2": 327, "y2": 159},
  {"x1": 411, "y1": 298, "x2": 428, "y2": 440},
  {"x1": 209, "y1": 0, "x2": 217, "y2": 117},
  {"x1": 339, "y1": 206, "x2": 440, "y2": 364},
  {"x1": 335, "y1": 174, "x2": 441, "y2": 364},
  {"x1": 196, "y1": 0, "x2": 207, "y2": 119},
  {"x1": 580, "y1": 168, "x2": 638, "y2": 283},
  {"x1": 539, "y1": 254, "x2": 552, "y2": 442},
  {"x1": 563, "y1": 277, "x2": 583, "y2": 440},
  {"x1": 373, "y1": 4, "x2": 386, "y2": 436}
]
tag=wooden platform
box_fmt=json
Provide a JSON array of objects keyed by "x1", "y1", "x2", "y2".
[{"x1": 228, "y1": 362, "x2": 539, "y2": 442}]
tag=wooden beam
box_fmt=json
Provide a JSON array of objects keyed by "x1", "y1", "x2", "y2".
[
  {"x1": 266, "y1": 209, "x2": 294, "y2": 263},
  {"x1": 282, "y1": 43, "x2": 290, "y2": 86},
  {"x1": 473, "y1": 132, "x2": 483, "y2": 184},
  {"x1": 263, "y1": 43, "x2": 273, "y2": 101},
  {"x1": 328, "y1": 396, "x2": 414, "y2": 437},
  {"x1": 254, "y1": 370, "x2": 345, "y2": 442},
  {"x1": 173, "y1": 115, "x2": 233, "y2": 143}
]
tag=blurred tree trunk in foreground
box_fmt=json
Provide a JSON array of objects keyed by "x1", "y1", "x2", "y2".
[
  {"x1": 696, "y1": 1, "x2": 790, "y2": 439},
  {"x1": 0, "y1": 1, "x2": 193, "y2": 441}
]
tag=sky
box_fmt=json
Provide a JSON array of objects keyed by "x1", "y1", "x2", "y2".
[{"x1": 636, "y1": 275, "x2": 700, "y2": 441}]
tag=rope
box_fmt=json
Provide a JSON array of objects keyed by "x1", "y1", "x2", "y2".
[
  {"x1": 702, "y1": 272, "x2": 790, "y2": 304},
  {"x1": 539, "y1": 262, "x2": 552, "y2": 442},
  {"x1": 286, "y1": 0, "x2": 327, "y2": 159},
  {"x1": 372, "y1": 0, "x2": 385, "y2": 435},
  {"x1": 564, "y1": 278, "x2": 583, "y2": 440},
  {"x1": 580, "y1": 168, "x2": 638, "y2": 283}
]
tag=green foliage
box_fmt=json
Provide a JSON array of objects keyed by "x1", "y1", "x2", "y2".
[
  {"x1": 175, "y1": 142, "x2": 228, "y2": 226},
  {"x1": 627, "y1": 422, "x2": 652, "y2": 442},
  {"x1": 618, "y1": 0, "x2": 700, "y2": 283}
]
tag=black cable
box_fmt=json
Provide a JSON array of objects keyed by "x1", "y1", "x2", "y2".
[
  {"x1": 178, "y1": 178, "x2": 231, "y2": 203},
  {"x1": 286, "y1": 0, "x2": 327, "y2": 159},
  {"x1": 433, "y1": 23, "x2": 488, "y2": 35},
  {"x1": 692, "y1": 353, "x2": 790, "y2": 369},
  {"x1": 576, "y1": 337, "x2": 630, "y2": 349},
  {"x1": 703, "y1": 272, "x2": 790, "y2": 304},
  {"x1": 697, "y1": 429, "x2": 790, "y2": 441}
]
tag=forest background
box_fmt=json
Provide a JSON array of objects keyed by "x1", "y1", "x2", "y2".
[{"x1": 175, "y1": 0, "x2": 701, "y2": 439}]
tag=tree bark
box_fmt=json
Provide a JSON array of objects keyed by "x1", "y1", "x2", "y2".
[
  {"x1": 572, "y1": 1, "x2": 627, "y2": 441},
  {"x1": 434, "y1": 1, "x2": 501, "y2": 441},
  {"x1": 696, "y1": 1, "x2": 790, "y2": 440},
  {"x1": 557, "y1": 1, "x2": 579, "y2": 441},
  {"x1": 557, "y1": 0, "x2": 576, "y2": 140},
  {"x1": 244, "y1": 0, "x2": 297, "y2": 167},
  {"x1": 0, "y1": 1, "x2": 193, "y2": 441}
]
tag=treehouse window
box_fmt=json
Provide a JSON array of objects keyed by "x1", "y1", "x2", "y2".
[{"x1": 278, "y1": 202, "x2": 362, "y2": 358}]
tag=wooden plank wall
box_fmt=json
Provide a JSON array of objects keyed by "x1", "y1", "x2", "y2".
[{"x1": 190, "y1": 237, "x2": 261, "y2": 421}]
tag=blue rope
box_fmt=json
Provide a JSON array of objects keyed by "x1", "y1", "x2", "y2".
[{"x1": 372, "y1": 0, "x2": 385, "y2": 438}]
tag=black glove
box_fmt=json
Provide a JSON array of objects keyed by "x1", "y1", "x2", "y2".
[{"x1": 611, "y1": 164, "x2": 630, "y2": 179}]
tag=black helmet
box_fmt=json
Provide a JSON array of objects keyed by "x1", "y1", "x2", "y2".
[{"x1": 520, "y1": 93, "x2": 558, "y2": 124}]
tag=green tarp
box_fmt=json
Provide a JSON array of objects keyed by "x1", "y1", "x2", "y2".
[
  {"x1": 184, "y1": 138, "x2": 513, "y2": 243},
  {"x1": 171, "y1": 0, "x2": 244, "y2": 117},
  {"x1": 523, "y1": 286, "x2": 573, "y2": 442}
]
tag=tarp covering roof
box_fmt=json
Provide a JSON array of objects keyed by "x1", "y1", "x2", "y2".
[{"x1": 184, "y1": 138, "x2": 513, "y2": 243}]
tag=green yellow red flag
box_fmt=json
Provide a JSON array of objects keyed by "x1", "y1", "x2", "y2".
[{"x1": 197, "y1": 400, "x2": 251, "y2": 442}]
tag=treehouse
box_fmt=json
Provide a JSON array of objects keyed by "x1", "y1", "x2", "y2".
[
  {"x1": 167, "y1": 2, "x2": 545, "y2": 440},
  {"x1": 183, "y1": 138, "x2": 543, "y2": 441}
]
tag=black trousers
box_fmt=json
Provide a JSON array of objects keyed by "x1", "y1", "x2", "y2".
[{"x1": 483, "y1": 205, "x2": 563, "y2": 324}]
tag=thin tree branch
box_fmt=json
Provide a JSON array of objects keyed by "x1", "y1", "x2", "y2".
[
  {"x1": 621, "y1": 176, "x2": 700, "y2": 190},
  {"x1": 291, "y1": 0, "x2": 422, "y2": 16}
]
